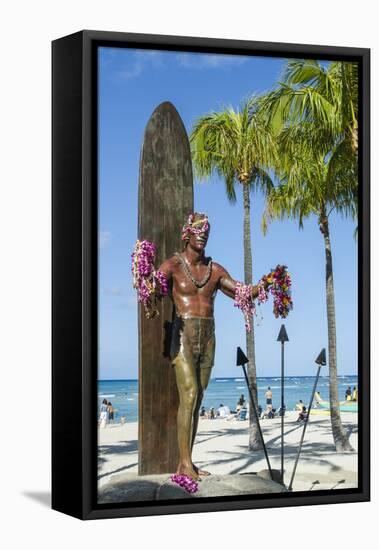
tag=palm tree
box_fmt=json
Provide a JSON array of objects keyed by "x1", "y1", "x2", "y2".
[
  {"x1": 190, "y1": 97, "x2": 278, "y2": 450},
  {"x1": 262, "y1": 60, "x2": 358, "y2": 451},
  {"x1": 264, "y1": 59, "x2": 358, "y2": 210}
]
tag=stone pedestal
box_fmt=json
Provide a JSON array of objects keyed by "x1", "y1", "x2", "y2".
[{"x1": 98, "y1": 472, "x2": 287, "y2": 503}]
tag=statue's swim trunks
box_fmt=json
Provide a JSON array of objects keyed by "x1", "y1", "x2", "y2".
[{"x1": 170, "y1": 316, "x2": 215, "y2": 370}]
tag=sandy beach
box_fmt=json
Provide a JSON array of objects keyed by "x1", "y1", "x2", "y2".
[{"x1": 98, "y1": 410, "x2": 358, "y2": 493}]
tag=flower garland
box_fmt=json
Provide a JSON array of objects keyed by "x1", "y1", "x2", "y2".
[
  {"x1": 170, "y1": 474, "x2": 199, "y2": 494},
  {"x1": 131, "y1": 240, "x2": 168, "y2": 318},
  {"x1": 234, "y1": 265, "x2": 293, "y2": 331},
  {"x1": 260, "y1": 265, "x2": 293, "y2": 319},
  {"x1": 181, "y1": 212, "x2": 210, "y2": 241},
  {"x1": 234, "y1": 283, "x2": 256, "y2": 333}
]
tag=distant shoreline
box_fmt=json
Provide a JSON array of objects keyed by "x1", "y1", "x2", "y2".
[{"x1": 99, "y1": 374, "x2": 358, "y2": 382}]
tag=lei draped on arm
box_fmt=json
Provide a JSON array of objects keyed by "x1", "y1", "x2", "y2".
[
  {"x1": 131, "y1": 240, "x2": 168, "y2": 318},
  {"x1": 234, "y1": 265, "x2": 293, "y2": 332}
]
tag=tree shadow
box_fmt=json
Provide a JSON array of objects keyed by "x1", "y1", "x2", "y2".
[
  {"x1": 98, "y1": 439, "x2": 138, "y2": 455},
  {"x1": 98, "y1": 462, "x2": 139, "y2": 480},
  {"x1": 193, "y1": 429, "x2": 232, "y2": 445},
  {"x1": 194, "y1": 437, "x2": 348, "y2": 476},
  {"x1": 341, "y1": 423, "x2": 358, "y2": 439}
]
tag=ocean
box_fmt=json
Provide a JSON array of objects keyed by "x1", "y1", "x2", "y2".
[{"x1": 98, "y1": 374, "x2": 358, "y2": 422}]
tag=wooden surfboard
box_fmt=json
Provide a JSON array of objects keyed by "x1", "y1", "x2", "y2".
[{"x1": 138, "y1": 102, "x2": 194, "y2": 475}]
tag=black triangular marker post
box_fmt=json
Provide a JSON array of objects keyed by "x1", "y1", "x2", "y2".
[
  {"x1": 236, "y1": 347, "x2": 273, "y2": 481},
  {"x1": 236, "y1": 347, "x2": 249, "y2": 366},
  {"x1": 277, "y1": 324, "x2": 289, "y2": 343},
  {"x1": 288, "y1": 348, "x2": 327, "y2": 491},
  {"x1": 277, "y1": 324, "x2": 289, "y2": 484}
]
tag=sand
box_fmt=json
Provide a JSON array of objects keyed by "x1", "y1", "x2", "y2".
[{"x1": 98, "y1": 410, "x2": 358, "y2": 492}]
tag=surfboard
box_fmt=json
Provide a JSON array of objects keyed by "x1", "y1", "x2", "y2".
[
  {"x1": 317, "y1": 400, "x2": 358, "y2": 413},
  {"x1": 138, "y1": 102, "x2": 194, "y2": 475}
]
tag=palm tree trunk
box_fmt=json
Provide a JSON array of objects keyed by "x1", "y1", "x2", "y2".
[
  {"x1": 321, "y1": 215, "x2": 354, "y2": 452},
  {"x1": 242, "y1": 184, "x2": 263, "y2": 450}
]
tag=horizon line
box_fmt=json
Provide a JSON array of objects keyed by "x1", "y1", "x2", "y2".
[{"x1": 99, "y1": 374, "x2": 358, "y2": 382}]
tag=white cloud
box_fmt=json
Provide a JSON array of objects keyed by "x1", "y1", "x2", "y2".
[
  {"x1": 99, "y1": 230, "x2": 111, "y2": 249},
  {"x1": 99, "y1": 48, "x2": 117, "y2": 68},
  {"x1": 118, "y1": 50, "x2": 164, "y2": 80},
  {"x1": 176, "y1": 53, "x2": 248, "y2": 70}
]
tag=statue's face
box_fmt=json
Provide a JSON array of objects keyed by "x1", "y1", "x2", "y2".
[
  {"x1": 188, "y1": 226, "x2": 209, "y2": 252},
  {"x1": 182, "y1": 214, "x2": 210, "y2": 252}
]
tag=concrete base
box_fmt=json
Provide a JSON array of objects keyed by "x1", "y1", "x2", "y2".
[{"x1": 98, "y1": 471, "x2": 287, "y2": 503}]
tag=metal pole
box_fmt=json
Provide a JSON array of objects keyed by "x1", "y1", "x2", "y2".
[
  {"x1": 288, "y1": 364, "x2": 322, "y2": 491},
  {"x1": 281, "y1": 341, "x2": 285, "y2": 484},
  {"x1": 241, "y1": 364, "x2": 274, "y2": 481}
]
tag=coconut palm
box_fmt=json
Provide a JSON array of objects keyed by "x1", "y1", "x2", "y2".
[
  {"x1": 262, "y1": 60, "x2": 358, "y2": 451},
  {"x1": 190, "y1": 97, "x2": 278, "y2": 450},
  {"x1": 264, "y1": 59, "x2": 358, "y2": 207}
]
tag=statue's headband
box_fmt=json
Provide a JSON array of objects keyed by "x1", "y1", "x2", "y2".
[{"x1": 181, "y1": 213, "x2": 210, "y2": 240}]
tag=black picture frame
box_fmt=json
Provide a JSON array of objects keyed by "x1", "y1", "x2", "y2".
[{"x1": 52, "y1": 30, "x2": 370, "y2": 520}]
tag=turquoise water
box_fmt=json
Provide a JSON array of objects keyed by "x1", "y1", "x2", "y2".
[{"x1": 98, "y1": 375, "x2": 358, "y2": 422}]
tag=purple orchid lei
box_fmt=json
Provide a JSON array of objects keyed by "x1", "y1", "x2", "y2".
[
  {"x1": 234, "y1": 265, "x2": 293, "y2": 331},
  {"x1": 181, "y1": 212, "x2": 210, "y2": 241},
  {"x1": 131, "y1": 240, "x2": 168, "y2": 318},
  {"x1": 170, "y1": 474, "x2": 199, "y2": 494},
  {"x1": 234, "y1": 283, "x2": 256, "y2": 333}
]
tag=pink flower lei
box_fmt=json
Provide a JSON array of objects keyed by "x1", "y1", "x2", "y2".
[
  {"x1": 234, "y1": 283, "x2": 256, "y2": 333},
  {"x1": 181, "y1": 212, "x2": 210, "y2": 241},
  {"x1": 131, "y1": 240, "x2": 168, "y2": 318},
  {"x1": 170, "y1": 474, "x2": 199, "y2": 494},
  {"x1": 234, "y1": 265, "x2": 293, "y2": 331}
]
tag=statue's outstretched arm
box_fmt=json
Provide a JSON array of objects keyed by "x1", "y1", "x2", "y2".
[
  {"x1": 217, "y1": 264, "x2": 293, "y2": 332},
  {"x1": 219, "y1": 270, "x2": 260, "y2": 300},
  {"x1": 217, "y1": 264, "x2": 261, "y2": 299},
  {"x1": 218, "y1": 267, "x2": 261, "y2": 332}
]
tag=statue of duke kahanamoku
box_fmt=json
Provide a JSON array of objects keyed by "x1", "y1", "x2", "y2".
[
  {"x1": 132, "y1": 213, "x2": 292, "y2": 480},
  {"x1": 156, "y1": 212, "x2": 265, "y2": 480}
]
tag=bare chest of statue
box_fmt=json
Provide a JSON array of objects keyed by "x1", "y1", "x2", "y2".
[{"x1": 171, "y1": 261, "x2": 219, "y2": 318}]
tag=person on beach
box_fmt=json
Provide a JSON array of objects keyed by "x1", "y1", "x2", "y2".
[
  {"x1": 217, "y1": 403, "x2": 231, "y2": 418},
  {"x1": 200, "y1": 406, "x2": 206, "y2": 418},
  {"x1": 236, "y1": 394, "x2": 246, "y2": 414},
  {"x1": 99, "y1": 399, "x2": 108, "y2": 428},
  {"x1": 265, "y1": 387, "x2": 273, "y2": 406},
  {"x1": 261, "y1": 404, "x2": 273, "y2": 419},
  {"x1": 156, "y1": 213, "x2": 266, "y2": 480},
  {"x1": 217, "y1": 404, "x2": 226, "y2": 418},
  {"x1": 297, "y1": 405, "x2": 308, "y2": 422},
  {"x1": 296, "y1": 399, "x2": 305, "y2": 411},
  {"x1": 352, "y1": 387, "x2": 358, "y2": 401},
  {"x1": 345, "y1": 386, "x2": 352, "y2": 401},
  {"x1": 238, "y1": 394, "x2": 246, "y2": 407},
  {"x1": 107, "y1": 402, "x2": 114, "y2": 423}
]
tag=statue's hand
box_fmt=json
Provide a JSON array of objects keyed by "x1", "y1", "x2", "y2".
[
  {"x1": 259, "y1": 274, "x2": 272, "y2": 291},
  {"x1": 264, "y1": 278, "x2": 272, "y2": 290}
]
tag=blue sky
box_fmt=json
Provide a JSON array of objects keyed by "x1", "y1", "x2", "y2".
[{"x1": 98, "y1": 47, "x2": 357, "y2": 380}]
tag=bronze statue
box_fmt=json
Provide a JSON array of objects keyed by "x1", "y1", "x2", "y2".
[{"x1": 157, "y1": 213, "x2": 262, "y2": 480}]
